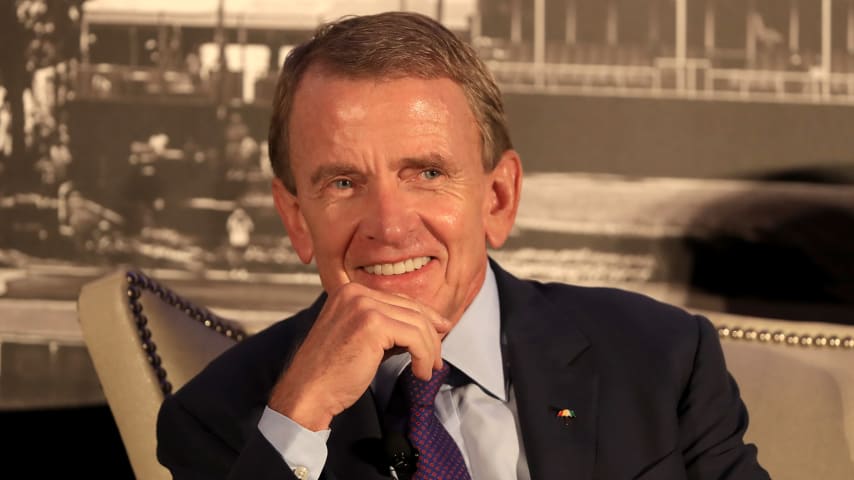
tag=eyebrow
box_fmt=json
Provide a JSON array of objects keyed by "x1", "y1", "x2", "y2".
[{"x1": 397, "y1": 152, "x2": 450, "y2": 171}]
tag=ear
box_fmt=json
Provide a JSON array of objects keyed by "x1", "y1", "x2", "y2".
[
  {"x1": 271, "y1": 178, "x2": 314, "y2": 264},
  {"x1": 483, "y1": 149, "x2": 522, "y2": 249}
]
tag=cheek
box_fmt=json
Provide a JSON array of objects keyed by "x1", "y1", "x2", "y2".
[
  {"x1": 426, "y1": 196, "x2": 486, "y2": 248},
  {"x1": 433, "y1": 209, "x2": 466, "y2": 235},
  {"x1": 306, "y1": 208, "x2": 357, "y2": 254}
]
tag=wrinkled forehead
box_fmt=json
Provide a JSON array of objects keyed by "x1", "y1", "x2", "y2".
[
  {"x1": 291, "y1": 68, "x2": 476, "y2": 130},
  {"x1": 293, "y1": 62, "x2": 476, "y2": 118}
]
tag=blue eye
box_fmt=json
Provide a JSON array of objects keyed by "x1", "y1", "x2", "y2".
[
  {"x1": 333, "y1": 179, "x2": 352, "y2": 189},
  {"x1": 421, "y1": 169, "x2": 442, "y2": 180}
]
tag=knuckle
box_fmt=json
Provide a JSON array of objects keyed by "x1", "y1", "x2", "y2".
[
  {"x1": 336, "y1": 282, "x2": 361, "y2": 299},
  {"x1": 352, "y1": 294, "x2": 373, "y2": 311},
  {"x1": 356, "y1": 310, "x2": 381, "y2": 330}
]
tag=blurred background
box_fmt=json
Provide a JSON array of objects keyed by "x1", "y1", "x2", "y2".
[{"x1": 2, "y1": 0, "x2": 853, "y2": 475}]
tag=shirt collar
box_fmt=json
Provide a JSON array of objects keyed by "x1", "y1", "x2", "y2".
[{"x1": 372, "y1": 263, "x2": 506, "y2": 411}]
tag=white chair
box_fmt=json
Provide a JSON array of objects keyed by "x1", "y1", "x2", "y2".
[
  {"x1": 78, "y1": 269, "x2": 245, "y2": 479},
  {"x1": 708, "y1": 311, "x2": 854, "y2": 480}
]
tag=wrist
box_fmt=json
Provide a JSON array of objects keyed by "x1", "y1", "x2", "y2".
[{"x1": 268, "y1": 382, "x2": 335, "y2": 431}]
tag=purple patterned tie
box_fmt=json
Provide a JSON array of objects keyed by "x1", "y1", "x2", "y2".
[{"x1": 400, "y1": 363, "x2": 472, "y2": 480}]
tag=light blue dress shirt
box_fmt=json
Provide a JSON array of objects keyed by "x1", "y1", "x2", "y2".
[{"x1": 259, "y1": 264, "x2": 530, "y2": 480}]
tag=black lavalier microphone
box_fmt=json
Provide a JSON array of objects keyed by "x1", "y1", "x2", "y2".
[{"x1": 383, "y1": 430, "x2": 418, "y2": 480}]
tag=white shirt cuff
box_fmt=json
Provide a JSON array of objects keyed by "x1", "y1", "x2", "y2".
[{"x1": 258, "y1": 406, "x2": 331, "y2": 480}]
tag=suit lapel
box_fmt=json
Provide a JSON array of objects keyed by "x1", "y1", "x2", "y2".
[{"x1": 493, "y1": 261, "x2": 599, "y2": 480}]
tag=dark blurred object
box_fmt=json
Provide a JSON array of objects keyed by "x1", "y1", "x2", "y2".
[
  {"x1": 755, "y1": 165, "x2": 854, "y2": 185},
  {"x1": 686, "y1": 188, "x2": 854, "y2": 324},
  {"x1": 2, "y1": 405, "x2": 134, "y2": 478}
]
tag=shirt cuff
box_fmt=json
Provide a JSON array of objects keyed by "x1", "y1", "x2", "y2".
[{"x1": 258, "y1": 406, "x2": 331, "y2": 480}]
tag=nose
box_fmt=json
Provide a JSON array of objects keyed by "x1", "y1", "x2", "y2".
[{"x1": 359, "y1": 182, "x2": 416, "y2": 245}]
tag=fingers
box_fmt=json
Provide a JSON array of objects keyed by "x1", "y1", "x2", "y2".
[
  {"x1": 333, "y1": 282, "x2": 452, "y2": 333},
  {"x1": 367, "y1": 302, "x2": 442, "y2": 374},
  {"x1": 330, "y1": 268, "x2": 352, "y2": 292},
  {"x1": 271, "y1": 279, "x2": 454, "y2": 429},
  {"x1": 390, "y1": 295, "x2": 453, "y2": 334},
  {"x1": 380, "y1": 322, "x2": 443, "y2": 376},
  {"x1": 380, "y1": 317, "x2": 439, "y2": 381},
  {"x1": 433, "y1": 351, "x2": 444, "y2": 371},
  {"x1": 327, "y1": 283, "x2": 447, "y2": 378}
]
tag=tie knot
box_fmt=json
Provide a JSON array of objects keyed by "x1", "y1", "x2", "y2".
[{"x1": 401, "y1": 363, "x2": 451, "y2": 408}]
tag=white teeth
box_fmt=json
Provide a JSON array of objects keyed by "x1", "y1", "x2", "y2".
[{"x1": 363, "y1": 256, "x2": 431, "y2": 276}]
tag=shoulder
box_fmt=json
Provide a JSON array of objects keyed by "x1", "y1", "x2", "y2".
[
  {"x1": 504, "y1": 273, "x2": 716, "y2": 373},
  {"x1": 535, "y1": 279, "x2": 685, "y2": 314},
  {"x1": 530, "y1": 279, "x2": 723, "y2": 401},
  {"x1": 516, "y1": 272, "x2": 709, "y2": 338},
  {"x1": 161, "y1": 296, "x2": 325, "y2": 424},
  {"x1": 491, "y1": 258, "x2": 701, "y2": 331}
]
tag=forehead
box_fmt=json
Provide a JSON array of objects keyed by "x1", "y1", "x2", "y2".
[
  {"x1": 287, "y1": 69, "x2": 481, "y2": 180},
  {"x1": 290, "y1": 68, "x2": 477, "y2": 136}
]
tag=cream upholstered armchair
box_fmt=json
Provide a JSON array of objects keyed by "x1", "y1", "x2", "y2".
[
  {"x1": 706, "y1": 312, "x2": 854, "y2": 480},
  {"x1": 77, "y1": 269, "x2": 246, "y2": 480},
  {"x1": 77, "y1": 269, "x2": 854, "y2": 480}
]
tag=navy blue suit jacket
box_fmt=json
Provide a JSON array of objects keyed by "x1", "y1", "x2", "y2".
[{"x1": 157, "y1": 261, "x2": 769, "y2": 479}]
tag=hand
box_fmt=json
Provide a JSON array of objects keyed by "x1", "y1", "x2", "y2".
[{"x1": 267, "y1": 282, "x2": 452, "y2": 431}]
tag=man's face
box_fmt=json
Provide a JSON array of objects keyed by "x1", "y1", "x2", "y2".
[{"x1": 273, "y1": 68, "x2": 520, "y2": 326}]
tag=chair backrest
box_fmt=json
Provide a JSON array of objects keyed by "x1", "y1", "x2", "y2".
[
  {"x1": 77, "y1": 269, "x2": 245, "y2": 480},
  {"x1": 707, "y1": 311, "x2": 854, "y2": 480}
]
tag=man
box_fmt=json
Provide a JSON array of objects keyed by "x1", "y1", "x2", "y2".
[{"x1": 157, "y1": 12, "x2": 768, "y2": 480}]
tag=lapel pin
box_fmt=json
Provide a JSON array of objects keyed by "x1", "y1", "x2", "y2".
[{"x1": 556, "y1": 408, "x2": 576, "y2": 425}]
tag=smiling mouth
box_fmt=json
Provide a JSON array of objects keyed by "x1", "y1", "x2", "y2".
[{"x1": 361, "y1": 256, "x2": 432, "y2": 276}]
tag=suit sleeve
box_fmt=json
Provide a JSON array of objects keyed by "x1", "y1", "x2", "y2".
[
  {"x1": 678, "y1": 315, "x2": 770, "y2": 480},
  {"x1": 156, "y1": 394, "x2": 305, "y2": 480}
]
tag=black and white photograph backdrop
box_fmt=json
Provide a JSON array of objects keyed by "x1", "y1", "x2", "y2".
[{"x1": 2, "y1": 0, "x2": 854, "y2": 475}]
